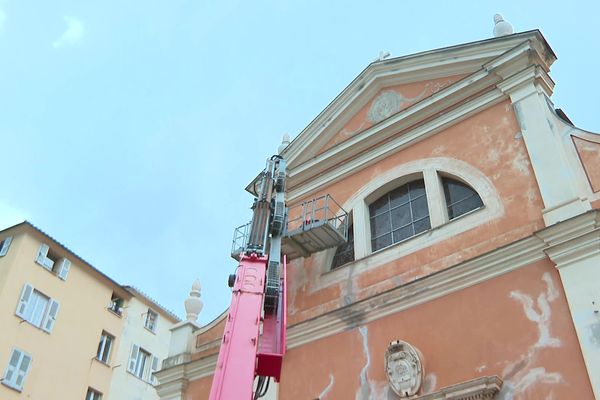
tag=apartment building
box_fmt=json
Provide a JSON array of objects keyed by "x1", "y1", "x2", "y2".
[{"x1": 0, "y1": 222, "x2": 179, "y2": 400}]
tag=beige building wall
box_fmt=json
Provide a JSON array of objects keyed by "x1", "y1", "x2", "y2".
[
  {"x1": 108, "y1": 292, "x2": 178, "y2": 400},
  {"x1": 0, "y1": 225, "x2": 128, "y2": 400},
  {"x1": 0, "y1": 223, "x2": 179, "y2": 400}
]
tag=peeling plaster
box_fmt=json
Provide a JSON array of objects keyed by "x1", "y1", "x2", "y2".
[
  {"x1": 317, "y1": 374, "x2": 335, "y2": 399},
  {"x1": 422, "y1": 373, "x2": 438, "y2": 394},
  {"x1": 287, "y1": 258, "x2": 309, "y2": 315},
  {"x1": 356, "y1": 326, "x2": 373, "y2": 400},
  {"x1": 498, "y1": 272, "x2": 563, "y2": 400},
  {"x1": 514, "y1": 131, "x2": 523, "y2": 140},
  {"x1": 510, "y1": 146, "x2": 531, "y2": 176},
  {"x1": 590, "y1": 320, "x2": 600, "y2": 347},
  {"x1": 354, "y1": 326, "x2": 395, "y2": 400}
]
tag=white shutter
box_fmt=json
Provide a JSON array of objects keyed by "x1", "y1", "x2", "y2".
[
  {"x1": 57, "y1": 258, "x2": 71, "y2": 280},
  {"x1": 0, "y1": 236, "x2": 12, "y2": 256},
  {"x1": 3, "y1": 349, "x2": 22, "y2": 384},
  {"x1": 150, "y1": 356, "x2": 159, "y2": 384},
  {"x1": 15, "y1": 284, "x2": 33, "y2": 318},
  {"x1": 42, "y1": 299, "x2": 60, "y2": 333},
  {"x1": 127, "y1": 344, "x2": 140, "y2": 373},
  {"x1": 36, "y1": 243, "x2": 52, "y2": 270},
  {"x1": 14, "y1": 353, "x2": 32, "y2": 389}
]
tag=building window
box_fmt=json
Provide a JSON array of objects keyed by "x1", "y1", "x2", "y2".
[
  {"x1": 145, "y1": 309, "x2": 158, "y2": 333},
  {"x1": 127, "y1": 344, "x2": 160, "y2": 384},
  {"x1": 96, "y1": 332, "x2": 114, "y2": 364},
  {"x1": 331, "y1": 224, "x2": 354, "y2": 269},
  {"x1": 108, "y1": 293, "x2": 124, "y2": 316},
  {"x1": 86, "y1": 388, "x2": 103, "y2": 400},
  {"x1": 2, "y1": 348, "x2": 32, "y2": 392},
  {"x1": 369, "y1": 179, "x2": 431, "y2": 252},
  {"x1": 35, "y1": 243, "x2": 71, "y2": 281},
  {"x1": 442, "y1": 177, "x2": 483, "y2": 219},
  {"x1": 133, "y1": 348, "x2": 150, "y2": 379},
  {"x1": 15, "y1": 283, "x2": 60, "y2": 333},
  {"x1": 0, "y1": 236, "x2": 13, "y2": 257}
]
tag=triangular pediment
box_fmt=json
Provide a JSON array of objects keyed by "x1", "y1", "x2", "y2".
[
  {"x1": 317, "y1": 74, "x2": 467, "y2": 155},
  {"x1": 281, "y1": 30, "x2": 555, "y2": 191}
]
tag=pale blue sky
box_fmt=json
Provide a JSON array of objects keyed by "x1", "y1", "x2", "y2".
[{"x1": 1, "y1": 1, "x2": 598, "y2": 324}]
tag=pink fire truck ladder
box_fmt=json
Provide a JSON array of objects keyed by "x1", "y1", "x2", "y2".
[{"x1": 209, "y1": 155, "x2": 348, "y2": 400}]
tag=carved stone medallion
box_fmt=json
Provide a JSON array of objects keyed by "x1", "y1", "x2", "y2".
[
  {"x1": 367, "y1": 90, "x2": 402, "y2": 123},
  {"x1": 385, "y1": 340, "x2": 424, "y2": 397}
]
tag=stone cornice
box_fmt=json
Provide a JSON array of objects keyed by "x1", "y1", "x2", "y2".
[
  {"x1": 285, "y1": 40, "x2": 553, "y2": 202},
  {"x1": 537, "y1": 211, "x2": 600, "y2": 268},
  {"x1": 283, "y1": 31, "x2": 552, "y2": 168},
  {"x1": 158, "y1": 233, "x2": 548, "y2": 383},
  {"x1": 416, "y1": 375, "x2": 502, "y2": 400}
]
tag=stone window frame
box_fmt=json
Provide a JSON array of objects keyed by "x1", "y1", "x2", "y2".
[{"x1": 322, "y1": 158, "x2": 503, "y2": 282}]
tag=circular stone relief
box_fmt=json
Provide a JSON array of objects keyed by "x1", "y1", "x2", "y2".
[
  {"x1": 367, "y1": 91, "x2": 402, "y2": 123},
  {"x1": 384, "y1": 340, "x2": 424, "y2": 397}
]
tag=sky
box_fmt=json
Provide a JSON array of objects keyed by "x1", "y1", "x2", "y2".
[{"x1": 1, "y1": 1, "x2": 598, "y2": 324}]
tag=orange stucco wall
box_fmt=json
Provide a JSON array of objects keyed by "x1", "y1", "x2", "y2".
[
  {"x1": 280, "y1": 260, "x2": 593, "y2": 399},
  {"x1": 185, "y1": 261, "x2": 594, "y2": 399},
  {"x1": 287, "y1": 100, "x2": 545, "y2": 325}
]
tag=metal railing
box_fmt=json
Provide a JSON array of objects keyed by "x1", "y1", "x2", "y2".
[
  {"x1": 286, "y1": 194, "x2": 348, "y2": 240},
  {"x1": 231, "y1": 221, "x2": 251, "y2": 259},
  {"x1": 230, "y1": 194, "x2": 349, "y2": 259}
]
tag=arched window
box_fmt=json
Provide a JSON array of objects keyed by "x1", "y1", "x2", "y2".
[
  {"x1": 369, "y1": 179, "x2": 431, "y2": 252},
  {"x1": 331, "y1": 224, "x2": 354, "y2": 269},
  {"x1": 442, "y1": 177, "x2": 483, "y2": 219}
]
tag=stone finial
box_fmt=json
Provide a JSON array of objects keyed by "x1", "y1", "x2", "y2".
[
  {"x1": 184, "y1": 279, "x2": 203, "y2": 322},
  {"x1": 374, "y1": 50, "x2": 391, "y2": 62},
  {"x1": 278, "y1": 133, "x2": 291, "y2": 154},
  {"x1": 493, "y1": 14, "x2": 514, "y2": 37}
]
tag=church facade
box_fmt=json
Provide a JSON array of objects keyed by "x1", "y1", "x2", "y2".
[{"x1": 157, "y1": 29, "x2": 600, "y2": 399}]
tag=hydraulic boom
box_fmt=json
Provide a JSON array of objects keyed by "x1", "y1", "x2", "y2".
[{"x1": 209, "y1": 156, "x2": 287, "y2": 400}]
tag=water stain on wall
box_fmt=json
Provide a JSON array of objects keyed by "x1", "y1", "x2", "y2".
[{"x1": 498, "y1": 272, "x2": 563, "y2": 400}]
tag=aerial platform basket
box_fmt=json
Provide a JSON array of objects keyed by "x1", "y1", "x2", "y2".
[{"x1": 231, "y1": 194, "x2": 348, "y2": 261}]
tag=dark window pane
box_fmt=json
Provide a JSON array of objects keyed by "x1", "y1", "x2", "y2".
[
  {"x1": 390, "y1": 203, "x2": 411, "y2": 229},
  {"x1": 414, "y1": 217, "x2": 431, "y2": 234},
  {"x1": 409, "y1": 180, "x2": 426, "y2": 199},
  {"x1": 332, "y1": 224, "x2": 354, "y2": 269},
  {"x1": 443, "y1": 177, "x2": 483, "y2": 219},
  {"x1": 372, "y1": 233, "x2": 392, "y2": 251},
  {"x1": 448, "y1": 195, "x2": 483, "y2": 219},
  {"x1": 392, "y1": 225, "x2": 414, "y2": 243},
  {"x1": 371, "y1": 213, "x2": 391, "y2": 237},
  {"x1": 369, "y1": 195, "x2": 389, "y2": 216},
  {"x1": 411, "y1": 196, "x2": 429, "y2": 220},
  {"x1": 443, "y1": 178, "x2": 476, "y2": 205},
  {"x1": 389, "y1": 185, "x2": 409, "y2": 208},
  {"x1": 369, "y1": 178, "x2": 431, "y2": 250}
]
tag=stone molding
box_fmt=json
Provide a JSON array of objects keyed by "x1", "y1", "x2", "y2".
[
  {"x1": 158, "y1": 233, "x2": 546, "y2": 384},
  {"x1": 283, "y1": 31, "x2": 553, "y2": 170},
  {"x1": 537, "y1": 211, "x2": 600, "y2": 268},
  {"x1": 285, "y1": 34, "x2": 553, "y2": 202},
  {"x1": 162, "y1": 353, "x2": 191, "y2": 370},
  {"x1": 416, "y1": 376, "x2": 502, "y2": 400}
]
